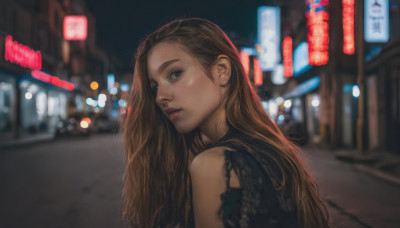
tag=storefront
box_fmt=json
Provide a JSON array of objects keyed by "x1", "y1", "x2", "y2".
[
  {"x1": 366, "y1": 41, "x2": 400, "y2": 154},
  {"x1": 19, "y1": 78, "x2": 68, "y2": 136},
  {"x1": 0, "y1": 71, "x2": 17, "y2": 140},
  {"x1": 282, "y1": 76, "x2": 321, "y2": 144},
  {"x1": 0, "y1": 34, "x2": 73, "y2": 146},
  {"x1": 341, "y1": 82, "x2": 359, "y2": 148}
]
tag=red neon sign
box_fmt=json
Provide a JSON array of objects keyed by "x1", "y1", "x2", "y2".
[
  {"x1": 282, "y1": 36, "x2": 293, "y2": 78},
  {"x1": 4, "y1": 35, "x2": 42, "y2": 70},
  {"x1": 31, "y1": 70, "x2": 74, "y2": 91},
  {"x1": 240, "y1": 50, "x2": 250, "y2": 76},
  {"x1": 342, "y1": 0, "x2": 355, "y2": 55},
  {"x1": 253, "y1": 57, "x2": 263, "y2": 86},
  {"x1": 306, "y1": 1, "x2": 329, "y2": 66},
  {"x1": 64, "y1": 16, "x2": 88, "y2": 41}
]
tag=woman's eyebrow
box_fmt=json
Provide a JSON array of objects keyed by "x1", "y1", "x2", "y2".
[{"x1": 158, "y1": 59, "x2": 180, "y2": 74}]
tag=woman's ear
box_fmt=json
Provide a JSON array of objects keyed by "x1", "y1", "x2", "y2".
[{"x1": 213, "y1": 55, "x2": 231, "y2": 86}]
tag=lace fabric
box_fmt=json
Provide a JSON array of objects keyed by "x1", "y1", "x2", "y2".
[{"x1": 213, "y1": 127, "x2": 299, "y2": 228}]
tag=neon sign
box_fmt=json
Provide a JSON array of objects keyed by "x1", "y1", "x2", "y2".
[
  {"x1": 240, "y1": 50, "x2": 250, "y2": 76},
  {"x1": 31, "y1": 70, "x2": 74, "y2": 91},
  {"x1": 4, "y1": 35, "x2": 42, "y2": 70},
  {"x1": 343, "y1": 0, "x2": 355, "y2": 54},
  {"x1": 293, "y1": 42, "x2": 312, "y2": 76},
  {"x1": 63, "y1": 16, "x2": 88, "y2": 41},
  {"x1": 306, "y1": 0, "x2": 329, "y2": 66},
  {"x1": 282, "y1": 36, "x2": 293, "y2": 77},
  {"x1": 258, "y1": 6, "x2": 280, "y2": 71},
  {"x1": 253, "y1": 57, "x2": 263, "y2": 86}
]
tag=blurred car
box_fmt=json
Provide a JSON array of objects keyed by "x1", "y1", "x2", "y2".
[
  {"x1": 55, "y1": 115, "x2": 91, "y2": 137},
  {"x1": 91, "y1": 114, "x2": 120, "y2": 133},
  {"x1": 279, "y1": 114, "x2": 308, "y2": 146}
]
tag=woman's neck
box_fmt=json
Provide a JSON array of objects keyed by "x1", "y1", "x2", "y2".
[{"x1": 198, "y1": 109, "x2": 228, "y2": 143}]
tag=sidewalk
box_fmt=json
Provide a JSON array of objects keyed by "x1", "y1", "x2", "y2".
[
  {"x1": 0, "y1": 133, "x2": 54, "y2": 150},
  {"x1": 333, "y1": 148, "x2": 400, "y2": 187},
  {"x1": 303, "y1": 144, "x2": 400, "y2": 228}
]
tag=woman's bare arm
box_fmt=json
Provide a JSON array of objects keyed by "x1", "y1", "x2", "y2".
[{"x1": 190, "y1": 147, "x2": 240, "y2": 228}]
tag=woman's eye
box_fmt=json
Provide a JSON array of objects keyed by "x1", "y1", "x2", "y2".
[
  {"x1": 151, "y1": 85, "x2": 158, "y2": 95},
  {"x1": 170, "y1": 71, "x2": 182, "y2": 80}
]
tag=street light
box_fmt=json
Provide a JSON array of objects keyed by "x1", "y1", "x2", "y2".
[{"x1": 90, "y1": 81, "x2": 99, "y2": 90}]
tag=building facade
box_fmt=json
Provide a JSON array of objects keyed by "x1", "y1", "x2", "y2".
[
  {"x1": 0, "y1": 0, "x2": 114, "y2": 147},
  {"x1": 273, "y1": 0, "x2": 400, "y2": 154}
]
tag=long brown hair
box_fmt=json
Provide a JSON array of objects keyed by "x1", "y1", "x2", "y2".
[{"x1": 122, "y1": 18, "x2": 329, "y2": 228}]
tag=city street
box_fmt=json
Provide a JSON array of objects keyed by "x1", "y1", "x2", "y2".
[
  {"x1": 303, "y1": 145, "x2": 400, "y2": 228},
  {"x1": 0, "y1": 135, "x2": 127, "y2": 228},
  {"x1": 0, "y1": 135, "x2": 399, "y2": 228}
]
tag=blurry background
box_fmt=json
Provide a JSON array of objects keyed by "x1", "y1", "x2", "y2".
[{"x1": 0, "y1": 0, "x2": 399, "y2": 227}]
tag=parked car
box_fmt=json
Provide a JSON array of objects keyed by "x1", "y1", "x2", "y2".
[
  {"x1": 55, "y1": 115, "x2": 91, "y2": 137},
  {"x1": 91, "y1": 114, "x2": 120, "y2": 133}
]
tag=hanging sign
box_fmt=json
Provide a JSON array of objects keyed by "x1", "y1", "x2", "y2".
[
  {"x1": 306, "y1": 0, "x2": 329, "y2": 66},
  {"x1": 343, "y1": 0, "x2": 355, "y2": 54},
  {"x1": 282, "y1": 36, "x2": 293, "y2": 77},
  {"x1": 364, "y1": 0, "x2": 389, "y2": 43},
  {"x1": 64, "y1": 15, "x2": 88, "y2": 41},
  {"x1": 258, "y1": 6, "x2": 281, "y2": 71}
]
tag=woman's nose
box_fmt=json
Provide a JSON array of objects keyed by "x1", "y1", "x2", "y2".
[{"x1": 155, "y1": 85, "x2": 171, "y2": 105}]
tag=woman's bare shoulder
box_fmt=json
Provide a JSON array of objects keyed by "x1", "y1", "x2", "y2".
[
  {"x1": 190, "y1": 146, "x2": 239, "y2": 188},
  {"x1": 190, "y1": 146, "x2": 228, "y2": 175},
  {"x1": 189, "y1": 146, "x2": 239, "y2": 227}
]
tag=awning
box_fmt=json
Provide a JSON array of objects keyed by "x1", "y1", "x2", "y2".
[{"x1": 282, "y1": 76, "x2": 320, "y2": 99}]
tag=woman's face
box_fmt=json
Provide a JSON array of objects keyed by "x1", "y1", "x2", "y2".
[{"x1": 147, "y1": 42, "x2": 224, "y2": 134}]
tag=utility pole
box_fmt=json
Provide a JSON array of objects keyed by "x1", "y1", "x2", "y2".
[{"x1": 356, "y1": 0, "x2": 365, "y2": 153}]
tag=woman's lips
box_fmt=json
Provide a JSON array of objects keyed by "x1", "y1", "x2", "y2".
[
  {"x1": 168, "y1": 110, "x2": 180, "y2": 120},
  {"x1": 165, "y1": 108, "x2": 181, "y2": 120}
]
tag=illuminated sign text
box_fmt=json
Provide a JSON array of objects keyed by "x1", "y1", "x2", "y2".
[
  {"x1": 282, "y1": 36, "x2": 293, "y2": 77},
  {"x1": 240, "y1": 50, "x2": 250, "y2": 76},
  {"x1": 4, "y1": 35, "x2": 42, "y2": 70},
  {"x1": 258, "y1": 6, "x2": 280, "y2": 71},
  {"x1": 343, "y1": 0, "x2": 355, "y2": 54},
  {"x1": 64, "y1": 16, "x2": 88, "y2": 41},
  {"x1": 253, "y1": 57, "x2": 263, "y2": 86},
  {"x1": 306, "y1": 0, "x2": 329, "y2": 66},
  {"x1": 364, "y1": 0, "x2": 389, "y2": 43}
]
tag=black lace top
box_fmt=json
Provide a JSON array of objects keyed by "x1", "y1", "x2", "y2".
[{"x1": 211, "y1": 126, "x2": 299, "y2": 228}]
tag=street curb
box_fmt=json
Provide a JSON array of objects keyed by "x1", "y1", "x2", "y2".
[
  {"x1": 354, "y1": 164, "x2": 400, "y2": 187},
  {"x1": 0, "y1": 134, "x2": 54, "y2": 150}
]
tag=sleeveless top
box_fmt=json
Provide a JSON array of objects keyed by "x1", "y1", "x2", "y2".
[{"x1": 208, "y1": 126, "x2": 299, "y2": 228}]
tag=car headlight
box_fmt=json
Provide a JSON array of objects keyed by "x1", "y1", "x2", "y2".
[{"x1": 80, "y1": 117, "x2": 91, "y2": 129}]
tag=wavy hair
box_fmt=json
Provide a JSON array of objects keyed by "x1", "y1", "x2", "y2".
[{"x1": 122, "y1": 18, "x2": 329, "y2": 228}]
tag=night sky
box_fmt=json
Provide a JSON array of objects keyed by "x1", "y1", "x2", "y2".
[{"x1": 85, "y1": 0, "x2": 269, "y2": 71}]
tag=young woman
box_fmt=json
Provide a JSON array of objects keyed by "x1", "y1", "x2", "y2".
[{"x1": 122, "y1": 18, "x2": 329, "y2": 228}]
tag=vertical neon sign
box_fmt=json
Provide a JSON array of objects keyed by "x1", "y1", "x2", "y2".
[
  {"x1": 258, "y1": 6, "x2": 281, "y2": 71},
  {"x1": 253, "y1": 57, "x2": 263, "y2": 86},
  {"x1": 240, "y1": 50, "x2": 250, "y2": 76},
  {"x1": 306, "y1": 0, "x2": 329, "y2": 66},
  {"x1": 364, "y1": 0, "x2": 389, "y2": 43},
  {"x1": 343, "y1": 0, "x2": 355, "y2": 54},
  {"x1": 282, "y1": 36, "x2": 293, "y2": 77}
]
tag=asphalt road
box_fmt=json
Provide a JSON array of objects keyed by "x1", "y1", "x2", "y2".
[
  {"x1": 0, "y1": 135, "x2": 399, "y2": 228},
  {"x1": 303, "y1": 145, "x2": 400, "y2": 228},
  {"x1": 0, "y1": 134, "x2": 127, "y2": 228}
]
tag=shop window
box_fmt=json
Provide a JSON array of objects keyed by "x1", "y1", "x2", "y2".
[
  {"x1": 20, "y1": 81, "x2": 48, "y2": 134},
  {"x1": 48, "y1": 91, "x2": 67, "y2": 132},
  {"x1": 0, "y1": 79, "x2": 15, "y2": 134}
]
